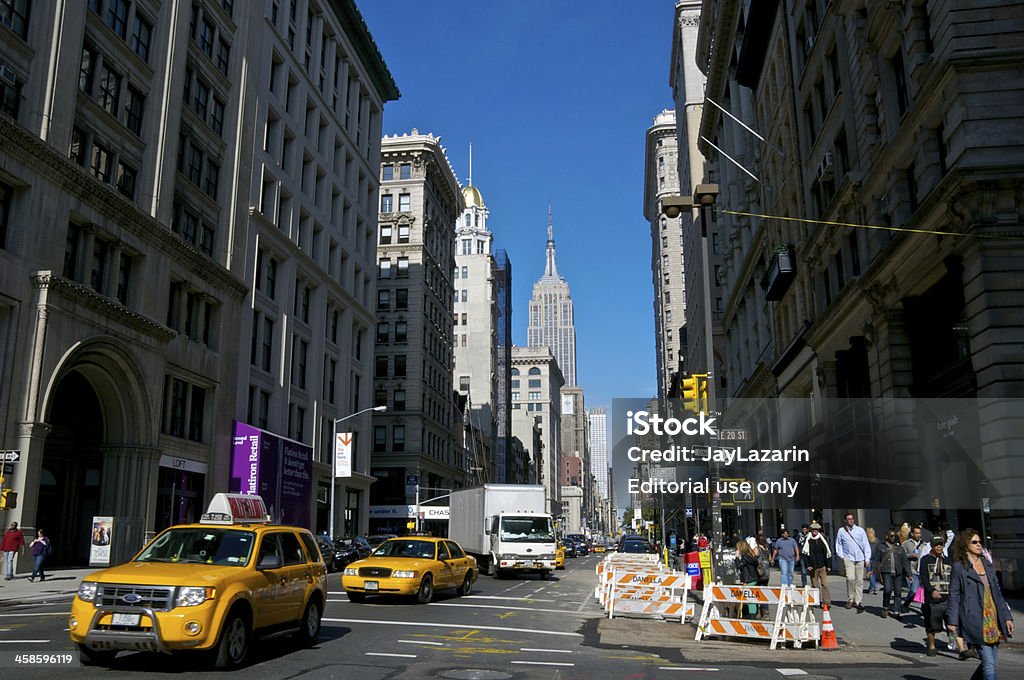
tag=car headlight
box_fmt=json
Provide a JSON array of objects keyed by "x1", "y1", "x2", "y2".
[
  {"x1": 343, "y1": 567, "x2": 358, "y2": 576},
  {"x1": 392, "y1": 570, "x2": 419, "y2": 578},
  {"x1": 176, "y1": 587, "x2": 215, "y2": 607},
  {"x1": 78, "y1": 581, "x2": 98, "y2": 602}
]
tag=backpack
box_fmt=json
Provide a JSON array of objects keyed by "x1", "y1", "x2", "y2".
[{"x1": 42, "y1": 540, "x2": 53, "y2": 557}]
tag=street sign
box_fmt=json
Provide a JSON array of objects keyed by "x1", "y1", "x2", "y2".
[
  {"x1": 717, "y1": 429, "x2": 747, "y2": 441},
  {"x1": 0, "y1": 450, "x2": 20, "y2": 462}
]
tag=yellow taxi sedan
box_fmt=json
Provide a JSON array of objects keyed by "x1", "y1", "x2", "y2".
[
  {"x1": 342, "y1": 536, "x2": 476, "y2": 603},
  {"x1": 555, "y1": 542, "x2": 566, "y2": 569}
]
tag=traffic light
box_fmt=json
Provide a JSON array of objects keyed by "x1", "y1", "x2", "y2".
[
  {"x1": 681, "y1": 373, "x2": 707, "y2": 413},
  {"x1": 0, "y1": 488, "x2": 17, "y2": 510}
]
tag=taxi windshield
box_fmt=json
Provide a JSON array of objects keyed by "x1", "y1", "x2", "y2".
[
  {"x1": 372, "y1": 539, "x2": 437, "y2": 559},
  {"x1": 136, "y1": 528, "x2": 256, "y2": 566}
]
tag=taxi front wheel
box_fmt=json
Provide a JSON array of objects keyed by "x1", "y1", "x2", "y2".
[
  {"x1": 214, "y1": 612, "x2": 251, "y2": 668},
  {"x1": 416, "y1": 574, "x2": 434, "y2": 604}
]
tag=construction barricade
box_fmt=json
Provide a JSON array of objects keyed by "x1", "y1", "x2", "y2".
[
  {"x1": 595, "y1": 553, "x2": 696, "y2": 623},
  {"x1": 694, "y1": 584, "x2": 821, "y2": 649}
]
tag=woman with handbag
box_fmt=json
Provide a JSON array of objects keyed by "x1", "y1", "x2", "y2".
[
  {"x1": 28, "y1": 529, "x2": 51, "y2": 582},
  {"x1": 947, "y1": 529, "x2": 1014, "y2": 679},
  {"x1": 735, "y1": 541, "x2": 760, "y2": 619}
]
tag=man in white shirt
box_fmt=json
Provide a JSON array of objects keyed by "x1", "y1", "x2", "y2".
[{"x1": 835, "y1": 512, "x2": 872, "y2": 612}]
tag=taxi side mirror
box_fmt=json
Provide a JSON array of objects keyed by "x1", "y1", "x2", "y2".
[{"x1": 257, "y1": 554, "x2": 283, "y2": 570}]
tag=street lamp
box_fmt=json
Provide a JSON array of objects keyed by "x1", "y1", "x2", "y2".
[{"x1": 329, "y1": 405, "x2": 387, "y2": 539}]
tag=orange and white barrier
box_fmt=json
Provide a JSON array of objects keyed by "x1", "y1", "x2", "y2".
[
  {"x1": 596, "y1": 553, "x2": 696, "y2": 623},
  {"x1": 694, "y1": 584, "x2": 821, "y2": 649}
]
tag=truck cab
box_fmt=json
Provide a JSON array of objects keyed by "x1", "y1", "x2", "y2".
[{"x1": 489, "y1": 512, "x2": 556, "y2": 578}]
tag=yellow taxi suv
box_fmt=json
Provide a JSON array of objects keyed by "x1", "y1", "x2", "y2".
[
  {"x1": 342, "y1": 535, "x2": 476, "y2": 603},
  {"x1": 555, "y1": 542, "x2": 566, "y2": 570},
  {"x1": 69, "y1": 494, "x2": 327, "y2": 669}
]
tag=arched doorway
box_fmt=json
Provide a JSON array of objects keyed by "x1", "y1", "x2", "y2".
[{"x1": 37, "y1": 370, "x2": 105, "y2": 566}]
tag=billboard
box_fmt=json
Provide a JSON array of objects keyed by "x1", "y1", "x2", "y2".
[{"x1": 231, "y1": 422, "x2": 312, "y2": 527}]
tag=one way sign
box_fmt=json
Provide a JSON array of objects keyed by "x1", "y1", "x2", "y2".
[{"x1": 0, "y1": 450, "x2": 20, "y2": 462}]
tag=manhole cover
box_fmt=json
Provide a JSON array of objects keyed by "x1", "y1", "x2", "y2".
[{"x1": 438, "y1": 671, "x2": 514, "y2": 680}]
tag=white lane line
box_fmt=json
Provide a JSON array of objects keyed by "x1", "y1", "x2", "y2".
[
  {"x1": 526, "y1": 588, "x2": 546, "y2": 596},
  {"x1": 0, "y1": 640, "x2": 52, "y2": 644},
  {"x1": 776, "y1": 671, "x2": 808, "y2": 676},
  {"x1": 464, "y1": 595, "x2": 555, "y2": 602},
  {"x1": 511, "y1": 660, "x2": 574, "y2": 667},
  {"x1": 520, "y1": 647, "x2": 572, "y2": 654},
  {"x1": 0, "y1": 613, "x2": 66, "y2": 617},
  {"x1": 398, "y1": 640, "x2": 443, "y2": 646},
  {"x1": 427, "y1": 602, "x2": 588, "y2": 615},
  {"x1": 365, "y1": 652, "x2": 416, "y2": 658},
  {"x1": 658, "y1": 667, "x2": 719, "y2": 672},
  {"x1": 324, "y1": 618, "x2": 582, "y2": 637}
]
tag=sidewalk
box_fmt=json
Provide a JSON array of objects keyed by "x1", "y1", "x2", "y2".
[{"x1": 0, "y1": 567, "x2": 95, "y2": 606}]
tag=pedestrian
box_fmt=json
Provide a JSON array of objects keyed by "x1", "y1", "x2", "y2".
[
  {"x1": 772, "y1": 529, "x2": 800, "y2": 587},
  {"x1": 866, "y1": 527, "x2": 881, "y2": 594},
  {"x1": 939, "y1": 520, "x2": 955, "y2": 558},
  {"x1": 947, "y1": 529, "x2": 1014, "y2": 679},
  {"x1": 797, "y1": 524, "x2": 810, "y2": 587},
  {"x1": 802, "y1": 522, "x2": 832, "y2": 607},
  {"x1": 902, "y1": 524, "x2": 926, "y2": 613},
  {"x1": 28, "y1": 529, "x2": 51, "y2": 582},
  {"x1": 917, "y1": 520, "x2": 934, "y2": 545},
  {"x1": 755, "y1": 533, "x2": 771, "y2": 585},
  {"x1": 879, "y1": 528, "x2": 910, "y2": 618},
  {"x1": 2, "y1": 521, "x2": 25, "y2": 580},
  {"x1": 920, "y1": 534, "x2": 960, "y2": 657},
  {"x1": 835, "y1": 512, "x2": 872, "y2": 612},
  {"x1": 735, "y1": 540, "x2": 760, "y2": 619}
]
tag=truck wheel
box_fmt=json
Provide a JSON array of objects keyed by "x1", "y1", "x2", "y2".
[
  {"x1": 78, "y1": 644, "x2": 117, "y2": 666},
  {"x1": 214, "y1": 612, "x2": 251, "y2": 668},
  {"x1": 457, "y1": 571, "x2": 473, "y2": 596},
  {"x1": 416, "y1": 574, "x2": 434, "y2": 603},
  {"x1": 293, "y1": 597, "x2": 322, "y2": 647}
]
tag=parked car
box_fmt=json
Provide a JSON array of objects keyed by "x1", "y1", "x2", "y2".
[
  {"x1": 342, "y1": 536, "x2": 477, "y2": 603},
  {"x1": 316, "y1": 535, "x2": 372, "y2": 572},
  {"x1": 367, "y1": 533, "x2": 397, "y2": 549},
  {"x1": 566, "y1": 534, "x2": 589, "y2": 556},
  {"x1": 562, "y1": 537, "x2": 579, "y2": 558},
  {"x1": 620, "y1": 537, "x2": 655, "y2": 554}
]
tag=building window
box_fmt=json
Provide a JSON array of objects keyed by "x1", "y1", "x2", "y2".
[
  {"x1": 395, "y1": 289, "x2": 408, "y2": 309},
  {"x1": 379, "y1": 225, "x2": 392, "y2": 243},
  {"x1": 374, "y1": 389, "x2": 387, "y2": 408},
  {"x1": 98, "y1": 65, "x2": 121, "y2": 115},
  {"x1": 79, "y1": 43, "x2": 96, "y2": 94},
  {"x1": 115, "y1": 162, "x2": 137, "y2": 199},
  {"x1": 399, "y1": 163, "x2": 411, "y2": 179},
  {"x1": 216, "y1": 38, "x2": 231, "y2": 75},
  {"x1": 462, "y1": 238, "x2": 471, "y2": 255},
  {"x1": 394, "y1": 355, "x2": 406, "y2": 377},
  {"x1": 393, "y1": 389, "x2": 405, "y2": 411},
  {"x1": 198, "y1": 17, "x2": 214, "y2": 57},
  {"x1": 378, "y1": 258, "x2": 391, "y2": 278},
  {"x1": 211, "y1": 98, "x2": 224, "y2": 135},
  {"x1": 392, "y1": 425, "x2": 405, "y2": 451},
  {"x1": 130, "y1": 14, "x2": 152, "y2": 61},
  {"x1": 397, "y1": 257, "x2": 409, "y2": 277},
  {"x1": 377, "y1": 289, "x2": 390, "y2": 310},
  {"x1": 382, "y1": 164, "x2": 393, "y2": 180},
  {"x1": 0, "y1": 180, "x2": 11, "y2": 250},
  {"x1": 380, "y1": 194, "x2": 393, "y2": 213},
  {"x1": 163, "y1": 376, "x2": 206, "y2": 442},
  {"x1": 891, "y1": 51, "x2": 908, "y2": 118},
  {"x1": 512, "y1": 391, "x2": 520, "y2": 401},
  {"x1": 106, "y1": 0, "x2": 129, "y2": 39},
  {"x1": 261, "y1": 316, "x2": 273, "y2": 371},
  {"x1": 373, "y1": 426, "x2": 386, "y2": 452},
  {"x1": 376, "y1": 322, "x2": 389, "y2": 344},
  {"x1": 124, "y1": 85, "x2": 144, "y2": 135},
  {"x1": 375, "y1": 356, "x2": 388, "y2": 378},
  {"x1": 0, "y1": 69, "x2": 21, "y2": 119},
  {"x1": 528, "y1": 391, "x2": 541, "y2": 400},
  {"x1": 1, "y1": 0, "x2": 31, "y2": 39},
  {"x1": 293, "y1": 339, "x2": 308, "y2": 389},
  {"x1": 90, "y1": 142, "x2": 112, "y2": 182},
  {"x1": 528, "y1": 379, "x2": 541, "y2": 388},
  {"x1": 459, "y1": 376, "x2": 470, "y2": 392},
  {"x1": 204, "y1": 159, "x2": 220, "y2": 198},
  {"x1": 397, "y1": 225, "x2": 409, "y2": 243},
  {"x1": 461, "y1": 289, "x2": 467, "y2": 302},
  {"x1": 398, "y1": 193, "x2": 410, "y2": 211},
  {"x1": 395, "y1": 321, "x2": 407, "y2": 343}
]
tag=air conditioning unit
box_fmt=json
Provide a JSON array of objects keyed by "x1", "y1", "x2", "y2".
[{"x1": 817, "y1": 151, "x2": 834, "y2": 181}]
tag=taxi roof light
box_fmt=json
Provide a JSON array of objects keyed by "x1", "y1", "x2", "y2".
[{"x1": 200, "y1": 493, "x2": 271, "y2": 525}]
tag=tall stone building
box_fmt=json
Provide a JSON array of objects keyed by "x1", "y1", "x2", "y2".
[
  {"x1": 588, "y1": 406, "x2": 609, "y2": 499},
  {"x1": 527, "y1": 209, "x2": 577, "y2": 386},
  {"x1": 510, "y1": 345, "x2": 564, "y2": 514},
  {"x1": 370, "y1": 131, "x2": 464, "y2": 534},
  {"x1": 0, "y1": 0, "x2": 396, "y2": 564},
  {"x1": 693, "y1": 0, "x2": 1024, "y2": 584},
  {"x1": 452, "y1": 179, "x2": 513, "y2": 484},
  {"x1": 559, "y1": 385, "x2": 589, "y2": 533}
]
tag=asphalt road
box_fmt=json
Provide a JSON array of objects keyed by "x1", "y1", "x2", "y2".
[{"x1": 0, "y1": 555, "x2": 1011, "y2": 679}]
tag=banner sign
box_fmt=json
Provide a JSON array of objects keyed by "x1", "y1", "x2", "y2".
[
  {"x1": 89, "y1": 516, "x2": 114, "y2": 567},
  {"x1": 335, "y1": 432, "x2": 353, "y2": 478}
]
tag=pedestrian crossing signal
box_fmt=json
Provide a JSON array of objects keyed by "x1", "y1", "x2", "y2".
[{"x1": 0, "y1": 488, "x2": 17, "y2": 509}]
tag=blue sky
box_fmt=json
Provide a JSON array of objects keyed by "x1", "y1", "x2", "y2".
[{"x1": 360, "y1": 1, "x2": 677, "y2": 409}]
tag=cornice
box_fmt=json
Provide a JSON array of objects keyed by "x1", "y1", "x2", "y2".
[{"x1": 33, "y1": 271, "x2": 177, "y2": 342}]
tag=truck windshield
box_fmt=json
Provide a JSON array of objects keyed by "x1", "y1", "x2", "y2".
[
  {"x1": 135, "y1": 528, "x2": 256, "y2": 566},
  {"x1": 500, "y1": 517, "x2": 554, "y2": 542}
]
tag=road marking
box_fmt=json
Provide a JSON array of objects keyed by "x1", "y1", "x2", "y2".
[
  {"x1": 464, "y1": 595, "x2": 555, "y2": 602},
  {"x1": 0, "y1": 613, "x2": 66, "y2": 618},
  {"x1": 399, "y1": 639, "x2": 443, "y2": 646},
  {"x1": 0, "y1": 640, "x2": 51, "y2": 644},
  {"x1": 428, "y1": 602, "x2": 588, "y2": 615},
  {"x1": 658, "y1": 667, "x2": 720, "y2": 671},
  {"x1": 365, "y1": 652, "x2": 417, "y2": 658},
  {"x1": 511, "y1": 660, "x2": 575, "y2": 667},
  {"x1": 520, "y1": 647, "x2": 572, "y2": 654},
  {"x1": 324, "y1": 618, "x2": 583, "y2": 637},
  {"x1": 776, "y1": 671, "x2": 808, "y2": 676}
]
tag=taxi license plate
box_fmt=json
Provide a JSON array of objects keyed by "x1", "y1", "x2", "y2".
[
  {"x1": 112, "y1": 613, "x2": 140, "y2": 626},
  {"x1": 364, "y1": 581, "x2": 378, "y2": 591}
]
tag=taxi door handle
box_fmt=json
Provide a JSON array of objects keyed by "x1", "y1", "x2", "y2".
[{"x1": 279, "y1": 576, "x2": 287, "y2": 585}]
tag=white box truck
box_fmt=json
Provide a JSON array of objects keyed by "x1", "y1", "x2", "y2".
[{"x1": 449, "y1": 484, "x2": 556, "y2": 579}]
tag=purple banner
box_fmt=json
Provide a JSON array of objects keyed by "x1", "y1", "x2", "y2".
[{"x1": 231, "y1": 421, "x2": 312, "y2": 528}]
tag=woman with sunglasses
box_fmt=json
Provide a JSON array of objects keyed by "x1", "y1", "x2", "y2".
[{"x1": 947, "y1": 529, "x2": 1014, "y2": 679}]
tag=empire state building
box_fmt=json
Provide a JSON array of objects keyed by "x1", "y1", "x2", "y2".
[{"x1": 527, "y1": 209, "x2": 577, "y2": 386}]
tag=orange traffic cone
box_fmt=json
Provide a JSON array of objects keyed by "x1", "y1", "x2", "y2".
[{"x1": 820, "y1": 603, "x2": 839, "y2": 649}]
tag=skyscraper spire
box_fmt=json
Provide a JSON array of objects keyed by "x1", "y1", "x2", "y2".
[{"x1": 544, "y1": 205, "x2": 559, "y2": 278}]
